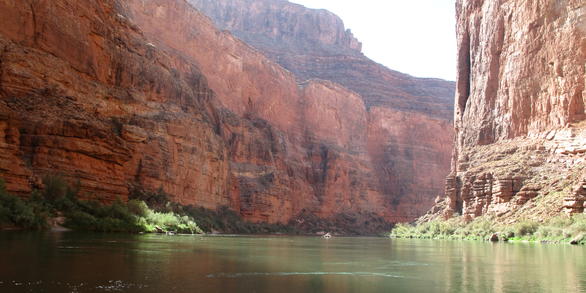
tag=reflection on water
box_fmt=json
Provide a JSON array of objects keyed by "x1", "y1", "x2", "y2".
[
  {"x1": 206, "y1": 271, "x2": 405, "y2": 278},
  {"x1": 0, "y1": 232, "x2": 584, "y2": 292}
]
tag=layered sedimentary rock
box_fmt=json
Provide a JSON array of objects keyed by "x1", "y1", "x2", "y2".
[
  {"x1": 564, "y1": 175, "x2": 586, "y2": 214},
  {"x1": 430, "y1": 0, "x2": 586, "y2": 221},
  {"x1": 0, "y1": 0, "x2": 452, "y2": 225},
  {"x1": 367, "y1": 107, "x2": 453, "y2": 219},
  {"x1": 188, "y1": 0, "x2": 455, "y2": 217},
  {"x1": 121, "y1": 0, "x2": 388, "y2": 223},
  {"x1": 0, "y1": 0, "x2": 232, "y2": 206}
]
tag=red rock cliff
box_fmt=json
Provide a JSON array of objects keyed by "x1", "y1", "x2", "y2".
[
  {"x1": 0, "y1": 0, "x2": 232, "y2": 207},
  {"x1": 0, "y1": 0, "x2": 452, "y2": 225},
  {"x1": 430, "y1": 0, "x2": 586, "y2": 221},
  {"x1": 188, "y1": 0, "x2": 455, "y2": 219}
]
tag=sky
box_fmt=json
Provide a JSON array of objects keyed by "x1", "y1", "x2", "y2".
[{"x1": 289, "y1": 0, "x2": 457, "y2": 81}]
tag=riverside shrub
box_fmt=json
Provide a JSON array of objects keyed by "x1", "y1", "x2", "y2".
[
  {"x1": 391, "y1": 215, "x2": 586, "y2": 244},
  {"x1": 0, "y1": 177, "x2": 202, "y2": 234}
]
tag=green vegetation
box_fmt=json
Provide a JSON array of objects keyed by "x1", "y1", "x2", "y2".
[
  {"x1": 129, "y1": 187, "x2": 295, "y2": 234},
  {"x1": 0, "y1": 180, "x2": 51, "y2": 230},
  {"x1": 0, "y1": 176, "x2": 298, "y2": 234},
  {"x1": 0, "y1": 177, "x2": 202, "y2": 234},
  {"x1": 1, "y1": 176, "x2": 391, "y2": 235},
  {"x1": 61, "y1": 198, "x2": 202, "y2": 234},
  {"x1": 390, "y1": 215, "x2": 586, "y2": 244}
]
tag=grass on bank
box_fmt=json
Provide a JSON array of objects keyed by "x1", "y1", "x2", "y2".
[
  {"x1": 0, "y1": 177, "x2": 202, "y2": 234},
  {"x1": 390, "y1": 215, "x2": 586, "y2": 244}
]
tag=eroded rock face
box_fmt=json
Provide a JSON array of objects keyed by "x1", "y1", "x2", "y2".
[
  {"x1": 0, "y1": 0, "x2": 232, "y2": 205},
  {"x1": 367, "y1": 107, "x2": 453, "y2": 221},
  {"x1": 434, "y1": 0, "x2": 586, "y2": 220},
  {"x1": 0, "y1": 0, "x2": 451, "y2": 225},
  {"x1": 126, "y1": 0, "x2": 455, "y2": 222},
  {"x1": 188, "y1": 0, "x2": 455, "y2": 219},
  {"x1": 564, "y1": 175, "x2": 586, "y2": 214}
]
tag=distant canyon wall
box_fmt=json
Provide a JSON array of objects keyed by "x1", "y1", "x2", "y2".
[
  {"x1": 189, "y1": 0, "x2": 455, "y2": 119},
  {"x1": 189, "y1": 0, "x2": 455, "y2": 220}
]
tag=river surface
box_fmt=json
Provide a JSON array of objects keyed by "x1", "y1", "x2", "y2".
[{"x1": 0, "y1": 232, "x2": 584, "y2": 292}]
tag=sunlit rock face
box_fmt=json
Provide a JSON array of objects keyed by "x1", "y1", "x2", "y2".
[
  {"x1": 0, "y1": 0, "x2": 232, "y2": 206},
  {"x1": 0, "y1": 0, "x2": 453, "y2": 225},
  {"x1": 427, "y1": 0, "x2": 586, "y2": 221}
]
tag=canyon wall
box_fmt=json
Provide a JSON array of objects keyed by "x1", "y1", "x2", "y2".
[
  {"x1": 189, "y1": 0, "x2": 455, "y2": 119},
  {"x1": 427, "y1": 0, "x2": 586, "y2": 221},
  {"x1": 0, "y1": 0, "x2": 233, "y2": 207},
  {"x1": 0, "y1": 0, "x2": 455, "y2": 226},
  {"x1": 188, "y1": 0, "x2": 455, "y2": 218}
]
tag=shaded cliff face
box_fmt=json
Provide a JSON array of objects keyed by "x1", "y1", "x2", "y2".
[
  {"x1": 188, "y1": 0, "x2": 455, "y2": 218},
  {"x1": 429, "y1": 0, "x2": 586, "y2": 221},
  {"x1": 0, "y1": 0, "x2": 448, "y2": 225},
  {"x1": 367, "y1": 107, "x2": 453, "y2": 220}
]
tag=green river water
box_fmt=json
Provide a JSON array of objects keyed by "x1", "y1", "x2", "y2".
[{"x1": 0, "y1": 232, "x2": 584, "y2": 292}]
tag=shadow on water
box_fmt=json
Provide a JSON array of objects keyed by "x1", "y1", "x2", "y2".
[{"x1": 0, "y1": 232, "x2": 584, "y2": 292}]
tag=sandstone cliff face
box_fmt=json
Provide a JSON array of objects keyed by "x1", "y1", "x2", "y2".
[
  {"x1": 0, "y1": 0, "x2": 448, "y2": 225},
  {"x1": 433, "y1": 0, "x2": 586, "y2": 221},
  {"x1": 0, "y1": 0, "x2": 232, "y2": 206},
  {"x1": 120, "y1": 0, "x2": 390, "y2": 223},
  {"x1": 367, "y1": 107, "x2": 453, "y2": 220},
  {"x1": 188, "y1": 0, "x2": 455, "y2": 219}
]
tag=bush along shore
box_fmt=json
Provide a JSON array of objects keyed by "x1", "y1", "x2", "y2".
[
  {"x1": 390, "y1": 215, "x2": 586, "y2": 245},
  {"x1": 0, "y1": 177, "x2": 203, "y2": 234},
  {"x1": 0, "y1": 176, "x2": 303, "y2": 234},
  {"x1": 0, "y1": 176, "x2": 389, "y2": 235}
]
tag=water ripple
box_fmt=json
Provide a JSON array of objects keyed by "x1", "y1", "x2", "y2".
[{"x1": 207, "y1": 272, "x2": 404, "y2": 278}]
